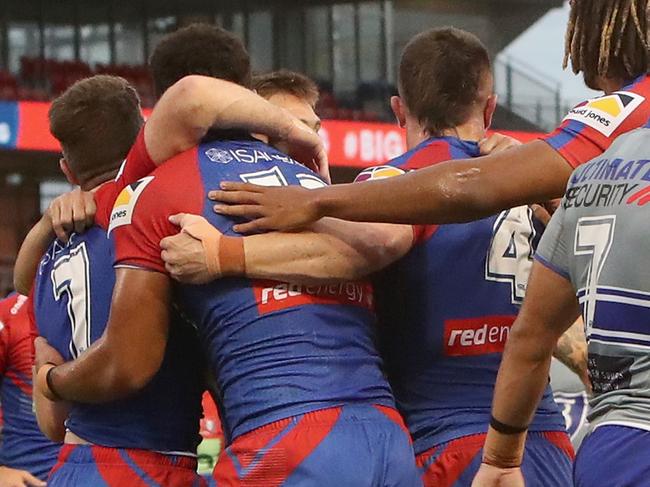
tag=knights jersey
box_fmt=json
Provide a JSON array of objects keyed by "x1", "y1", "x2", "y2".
[
  {"x1": 0, "y1": 294, "x2": 59, "y2": 479},
  {"x1": 543, "y1": 74, "x2": 650, "y2": 168},
  {"x1": 537, "y1": 123, "x2": 650, "y2": 433},
  {"x1": 358, "y1": 136, "x2": 565, "y2": 455},
  {"x1": 110, "y1": 132, "x2": 395, "y2": 442},
  {"x1": 33, "y1": 130, "x2": 205, "y2": 454}
]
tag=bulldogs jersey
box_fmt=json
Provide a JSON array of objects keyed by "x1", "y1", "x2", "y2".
[
  {"x1": 543, "y1": 75, "x2": 650, "y2": 168},
  {"x1": 0, "y1": 294, "x2": 59, "y2": 478},
  {"x1": 110, "y1": 133, "x2": 394, "y2": 442},
  {"x1": 33, "y1": 132, "x2": 205, "y2": 454},
  {"x1": 537, "y1": 124, "x2": 650, "y2": 432},
  {"x1": 360, "y1": 136, "x2": 565, "y2": 455}
]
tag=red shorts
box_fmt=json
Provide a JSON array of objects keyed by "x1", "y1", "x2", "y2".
[
  {"x1": 416, "y1": 431, "x2": 574, "y2": 487},
  {"x1": 48, "y1": 444, "x2": 206, "y2": 487},
  {"x1": 214, "y1": 404, "x2": 419, "y2": 486}
]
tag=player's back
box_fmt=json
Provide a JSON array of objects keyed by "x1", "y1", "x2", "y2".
[
  {"x1": 34, "y1": 185, "x2": 205, "y2": 454},
  {"x1": 0, "y1": 294, "x2": 60, "y2": 478},
  {"x1": 369, "y1": 136, "x2": 565, "y2": 454},
  {"x1": 540, "y1": 124, "x2": 650, "y2": 431},
  {"x1": 112, "y1": 134, "x2": 396, "y2": 442}
]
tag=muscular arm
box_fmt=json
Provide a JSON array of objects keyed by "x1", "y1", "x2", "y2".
[
  {"x1": 41, "y1": 269, "x2": 170, "y2": 403},
  {"x1": 161, "y1": 215, "x2": 413, "y2": 285},
  {"x1": 211, "y1": 141, "x2": 574, "y2": 233},
  {"x1": 314, "y1": 141, "x2": 572, "y2": 224},
  {"x1": 146, "y1": 75, "x2": 321, "y2": 169},
  {"x1": 32, "y1": 366, "x2": 70, "y2": 442},
  {"x1": 13, "y1": 217, "x2": 53, "y2": 295},
  {"x1": 482, "y1": 262, "x2": 580, "y2": 467}
]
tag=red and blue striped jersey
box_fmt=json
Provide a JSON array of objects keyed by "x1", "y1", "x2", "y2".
[
  {"x1": 358, "y1": 136, "x2": 565, "y2": 455},
  {"x1": 0, "y1": 294, "x2": 60, "y2": 479},
  {"x1": 110, "y1": 132, "x2": 395, "y2": 442},
  {"x1": 543, "y1": 75, "x2": 650, "y2": 168}
]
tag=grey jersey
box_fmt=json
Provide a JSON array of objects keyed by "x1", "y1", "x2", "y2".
[{"x1": 537, "y1": 127, "x2": 650, "y2": 432}]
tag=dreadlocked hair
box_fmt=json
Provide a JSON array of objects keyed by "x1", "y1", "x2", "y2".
[{"x1": 564, "y1": 0, "x2": 650, "y2": 88}]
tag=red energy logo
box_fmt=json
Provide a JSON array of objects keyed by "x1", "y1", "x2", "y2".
[{"x1": 444, "y1": 316, "x2": 516, "y2": 356}]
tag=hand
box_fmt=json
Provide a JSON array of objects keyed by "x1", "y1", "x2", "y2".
[
  {"x1": 160, "y1": 214, "x2": 221, "y2": 284},
  {"x1": 44, "y1": 188, "x2": 96, "y2": 242},
  {"x1": 272, "y1": 117, "x2": 330, "y2": 183},
  {"x1": 0, "y1": 466, "x2": 46, "y2": 487},
  {"x1": 34, "y1": 336, "x2": 64, "y2": 372},
  {"x1": 530, "y1": 204, "x2": 552, "y2": 227},
  {"x1": 208, "y1": 182, "x2": 321, "y2": 233},
  {"x1": 479, "y1": 133, "x2": 522, "y2": 156},
  {"x1": 471, "y1": 463, "x2": 525, "y2": 487}
]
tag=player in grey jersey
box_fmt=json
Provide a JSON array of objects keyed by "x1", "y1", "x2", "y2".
[{"x1": 471, "y1": 125, "x2": 650, "y2": 487}]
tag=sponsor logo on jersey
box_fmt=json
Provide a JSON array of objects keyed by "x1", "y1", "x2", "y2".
[
  {"x1": 0, "y1": 320, "x2": 4, "y2": 332},
  {"x1": 205, "y1": 148, "x2": 234, "y2": 164},
  {"x1": 253, "y1": 280, "x2": 374, "y2": 314},
  {"x1": 444, "y1": 315, "x2": 516, "y2": 356},
  {"x1": 564, "y1": 182, "x2": 639, "y2": 209},
  {"x1": 564, "y1": 91, "x2": 644, "y2": 137},
  {"x1": 354, "y1": 165, "x2": 405, "y2": 182},
  {"x1": 10, "y1": 294, "x2": 28, "y2": 315},
  {"x1": 108, "y1": 176, "x2": 154, "y2": 234}
]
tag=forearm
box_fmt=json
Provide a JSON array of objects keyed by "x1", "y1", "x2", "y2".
[
  {"x1": 484, "y1": 327, "x2": 555, "y2": 466},
  {"x1": 243, "y1": 219, "x2": 410, "y2": 284},
  {"x1": 149, "y1": 76, "x2": 294, "y2": 162},
  {"x1": 14, "y1": 217, "x2": 54, "y2": 294},
  {"x1": 554, "y1": 317, "x2": 591, "y2": 391},
  {"x1": 32, "y1": 368, "x2": 69, "y2": 442},
  {"x1": 314, "y1": 141, "x2": 572, "y2": 225}
]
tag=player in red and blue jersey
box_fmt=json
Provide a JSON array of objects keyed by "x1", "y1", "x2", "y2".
[
  {"x1": 26, "y1": 76, "x2": 207, "y2": 487},
  {"x1": 0, "y1": 293, "x2": 58, "y2": 486},
  {"x1": 159, "y1": 28, "x2": 575, "y2": 487},
  {"x1": 35, "y1": 27, "x2": 416, "y2": 486}
]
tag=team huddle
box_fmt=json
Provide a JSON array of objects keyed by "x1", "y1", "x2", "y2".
[{"x1": 1, "y1": 0, "x2": 650, "y2": 486}]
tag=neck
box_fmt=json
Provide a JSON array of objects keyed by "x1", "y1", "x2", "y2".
[
  {"x1": 405, "y1": 116, "x2": 485, "y2": 149},
  {"x1": 80, "y1": 170, "x2": 119, "y2": 192}
]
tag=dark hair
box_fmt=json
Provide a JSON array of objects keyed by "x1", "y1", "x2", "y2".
[
  {"x1": 399, "y1": 27, "x2": 491, "y2": 135},
  {"x1": 564, "y1": 0, "x2": 649, "y2": 89},
  {"x1": 150, "y1": 23, "x2": 252, "y2": 98},
  {"x1": 253, "y1": 70, "x2": 320, "y2": 108},
  {"x1": 49, "y1": 75, "x2": 143, "y2": 185}
]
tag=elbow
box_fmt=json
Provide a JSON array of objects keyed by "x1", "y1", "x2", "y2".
[
  {"x1": 13, "y1": 275, "x2": 31, "y2": 297},
  {"x1": 102, "y1": 354, "x2": 162, "y2": 399}
]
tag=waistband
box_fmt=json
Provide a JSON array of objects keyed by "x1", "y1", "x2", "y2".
[
  {"x1": 57, "y1": 444, "x2": 198, "y2": 470},
  {"x1": 238, "y1": 404, "x2": 406, "y2": 436}
]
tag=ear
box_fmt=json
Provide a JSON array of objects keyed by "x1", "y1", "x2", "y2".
[
  {"x1": 484, "y1": 94, "x2": 498, "y2": 131},
  {"x1": 390, "y1": 96, "x2": 407, "y2": 128},
  {"x1": 59, "y1": 158, "x2": 79, "y2": 186}
]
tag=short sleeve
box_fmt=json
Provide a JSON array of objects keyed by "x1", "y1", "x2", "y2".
[
  {"x1": 542, "y1": 89, "x2": 649, "y2": 168},
  {"x1": 110, "y1": 176, "x2": 176, "y2": 273},
  {"x1": 109, "y1": 150, "x2": 204, "y2": 273},
  {"x1": 535, "y1": 204, "x2": 571, "y2": 281}
]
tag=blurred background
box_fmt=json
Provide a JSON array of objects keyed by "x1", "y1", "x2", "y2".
[{"x1": 0, "y1": 0, "x2": 596, "y2": 292}]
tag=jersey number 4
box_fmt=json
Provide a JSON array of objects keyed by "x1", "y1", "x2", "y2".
[
  {"x1": 486, "y1": 206, "x2": 536, "y2": 304},
  {"x1": 51, "y1": 242, "x2": 92, "y2": 358}
]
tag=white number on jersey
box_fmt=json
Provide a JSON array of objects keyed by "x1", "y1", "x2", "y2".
[
  {"x1": 51, "y1": 242, "x2": 92, "y2": 358},
  {"x1": 485, "y1": 206, "x2": 536, "y2": 304},
  {"x1": 574, "y1": 216, "x2": 616, "y2": 335},
  {"x1": 239, "y1": 166, "x2": 326, "y2": 189}
]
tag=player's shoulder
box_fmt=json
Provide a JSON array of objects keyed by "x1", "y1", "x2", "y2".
[{"x1": 562, "y1": 75, "x2": 650, "y2": 138}]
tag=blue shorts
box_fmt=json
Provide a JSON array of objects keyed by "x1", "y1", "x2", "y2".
[
  {"x1": 48, "y1": 444, "x2": 206, "y2": 487},
  {"x1": 213, "y1": 404, "x2": 420, "y2": 486},
  {"x1": 416, "y1": 431, "x2": 574, "y2": 487},
  {"x1": 574, "y1": 425, "x2": 650, "y2": 487}
]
